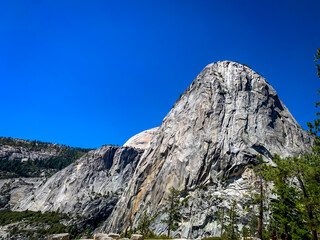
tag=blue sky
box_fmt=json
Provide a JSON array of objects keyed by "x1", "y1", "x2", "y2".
[{"x1": 0, "y1": 0, "x2": 319, "y2": 148}]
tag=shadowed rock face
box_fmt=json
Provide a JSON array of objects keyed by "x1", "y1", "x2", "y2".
[
  {"x1": 0, "y1": 178, "x2": 45, "y2": 210},
  {"x1": 101, "y1": 61, "x2": 313, "y2": 235},
  {"x1": 13, "y1": 146, "x2": 143, "y2": 223}
]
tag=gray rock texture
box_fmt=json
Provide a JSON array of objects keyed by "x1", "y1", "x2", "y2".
[
  {"x1": 130, "y1": 234, "x2": 143, "y2": 240},
  {"x1": 101, "y1": 61, "x2": 313, "y2": 237},
  {"x1": 13, "y1": 146, "x2": 143, "y2": 226},
  {"x1": 1, "y1": 61, "x2": 313, "y2": 239},
  {"x1": 0, "y1": 143, "x2": 59, "y2": 161},
  {"x1": 0, "y1": 178, "x2": 45, "y2": 209},
  {"x1": 124, "y1": 127, "x2": 159, "y2": 150},
  {"x1": 48, "y1": 233, "x2": 70, "y2": 240},
  {"x1": 94, "y1": 233, "x2": 113, "y2": 240}
]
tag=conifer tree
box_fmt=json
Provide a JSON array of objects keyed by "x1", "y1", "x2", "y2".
[
  {"x1": 250, "y1": 155, "x2": 269, "y2": 240},
  {"x1": 137, "y1": 211, "x2": 152, "y2": 237},
  {"x1": 266, "y1": 50, "x2": 320, "y2": 240},
  {"x1": 161, "y1": 187, "x2": 182, "y2": 237},
  {"x1": 307, "y1": 48, "x2": 320, "y2": 134},
  {"x1": 217, "y1": 205, "x2": 225, "y2": 238},
  {"x1": 222, "y1": 200, "x2": 239, "y2": 240},
  {"x1": 315, "y1": 48, "x2": 320, "y2": 78},
  {"x1": 266, "y1": 153, "x2": 320, "y2": 240}
]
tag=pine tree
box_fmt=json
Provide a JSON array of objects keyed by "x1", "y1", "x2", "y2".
[
  {"x1": 217, "y1": 206, "x2": 226, "y2": 238},
  {"x1": 161, "y1": 187, "x2": 182, "y2": 237},
  {"x1": 248, "y1": 212, "x2": 258, "y2": 237},
  {"x1": 222, "y1": 200, "x2": 239, "y2": 240},
  {"x1": 307, "y1": 48, "x2": 320, "y2": 134},
  {"x1": 266, "y1": 153, "x2": 320, "y2": 240},
  {"x1": 315, "y1": 48, "x2": 320, "y2": 78},
  {"x1": 250, "y1": 155, "x2": 269, "y2": 240},
  {"x1": 242, "y1": 225, "x2": 249, "y2": 240},
  {"x1": 262, "y1": 48, "x2": 320, "y2": 240},
  {"x1": 137, "y1": 211, "x2": 152, "y2": 237}
]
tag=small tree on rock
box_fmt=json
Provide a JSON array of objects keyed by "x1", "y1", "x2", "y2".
[
  {"x1": 161, "y1": 187, "x2": 182, "y2": 237},
  {"x1": 222, "y1": 200, "x2": 239, "y2": 240},
  {"x1": 137, "y1": 210, "x2": 153, "y2": 237}
]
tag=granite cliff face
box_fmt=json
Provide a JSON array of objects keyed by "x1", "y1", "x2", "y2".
[
  {"x1": 2, "y1": 61, "x2": 313, "y2": 239},
  {"x1": 0, "y1": 138, "x2": 63, "y2": 161},
  {"x1": 13, "y1": 145, "x2": 143, "y2": 227},
  {"x1": 124, "y1": 127, "x2": 159, "y2": 150},
  {"x1": 101, "y1": 61, "x2": 313, "y2": 237},
  {"x1": 0, "y1": 178, "x2": 44, "y2": 210}
]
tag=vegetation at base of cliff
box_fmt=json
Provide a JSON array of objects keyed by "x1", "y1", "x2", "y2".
[
  {"x1": 0, "y1": 210, "x2": 82, "y2": 239},
  {"x1": 0, "y1": 209, "x2": 70, "y2": 226},
  {"x1": 123, "y1": 188, "x2": 181, "y2": 239},
  {"x1": 262, "y1": 150, "x2": 320, "y2": 240},
  {"x1": 161, "y1": 187, "x2": 182, "y2": 237},
  {"x1": 0, "y1": 137, "x2": 93, "y2": 178}
]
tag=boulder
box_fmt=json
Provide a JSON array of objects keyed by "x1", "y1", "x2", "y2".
[
  {"x1": 108, "y1": 233, "x2": 120, "y2": 239},
  {"x1": 130, "y1": 234, "x2": 143, "y2": 240},
  {"x1": 94, "y1": 233, "x2": 114, "y2": 240},
  {"x1": 48, "y1": 233, "x2": 70, "y2": 240}
]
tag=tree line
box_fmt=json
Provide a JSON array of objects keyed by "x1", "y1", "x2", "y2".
[{"x1": 0, "y1": 147, "x2": 90, "y2": 178}]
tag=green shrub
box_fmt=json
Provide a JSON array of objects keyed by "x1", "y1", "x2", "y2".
[
  {"x1": 200, "y1": 184, "x2": 208, "y2": 191},
  {"x1": 0, "y1": 137, "x2": 93, "y2": 178},
  {"x1": 0, "y1": 210, "x2": 79, "y2": 239}
]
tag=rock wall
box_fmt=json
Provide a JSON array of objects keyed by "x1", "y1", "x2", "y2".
[
  {"x1": 2, "y1": 61, "x2": 313, "y2": 239},
  {"x1": 13, "y1": 146, "x2": 143, "y2": 224},
  {"x1": 0, "y1": 144, "x2": 59, "y2": 161},
  {"x1": 124, "y1": 127, "x2": 159, "y2": 150},
  {"x1": 101, "y1": 61, "x2": 313, "y2": 237}
]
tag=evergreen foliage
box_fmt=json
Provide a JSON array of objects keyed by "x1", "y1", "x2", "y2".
[
  {"x1": 265, "y1": 151, "x2": 320, "y2": 240},
  {"x1": 307, "y1": 48, "x2": 320, "y2": 134},
  {"x1": 266, "y1": 48, "x2": 320, "y2": 240},
  {"x1": 315, "y1": 48, "x2": 320, "y2": 78},
  {"x1": 161, "y1": 187, "x2": 182, "y2": 237},
  {"x1": 0, "y1": 137, "x2": 92, "y2": 178},
  {"x1": 137, "y1": 211, "x2": 153, "y2": 236},
  {"x1": 247, "y1": 211, "x2": 258, "y2": 237},
  {"x1": 251, "y1": 155, "x2": 270, "y2": 240},
  {"x1": 0, "y1": 210, "x2": 82, "y2": 239},
  {"x1": 0, "y1": 137, "x2": 92, "y2": 153},
  {"x1": 221, "y1": 200, "x2": 239, "y2": 240}
]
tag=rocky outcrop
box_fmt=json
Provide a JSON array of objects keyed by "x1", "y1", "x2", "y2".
[
  {"x1": 94, "y1": 233, "x2": 113, "y2": 240},
  {"x1": 0, "y1": 144, "x2": 59, "y2": 161},
  {"x1": 124, "y1": 127, "x2": 159, "y2": 150},
  {"x1": 0, "y1": 178, "x2": 45, "y2": 209},
  {"x1": 13, "y1": 146, "x2": 143, "y2": 226},
  {"x1": 48, "y1": 233, "x2": 70, "y2": 240},
  {"x1": 101, "y1": 61, "x2": 313, "y2": 237},
  {"x1": 0, "y1": 137, "x2": 90, "y2": 164},
  {"x1": 1, "y1": 61, "x2": 313, "y2": 239}
]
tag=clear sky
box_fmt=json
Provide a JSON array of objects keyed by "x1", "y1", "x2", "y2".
[{"x1": 0, "y1": 0, "x2": 319, "y2": 148}]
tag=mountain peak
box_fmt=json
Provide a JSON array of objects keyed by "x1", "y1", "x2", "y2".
[{"x1": 104, "y1": 60, "x2": 313, "y2": 236}]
